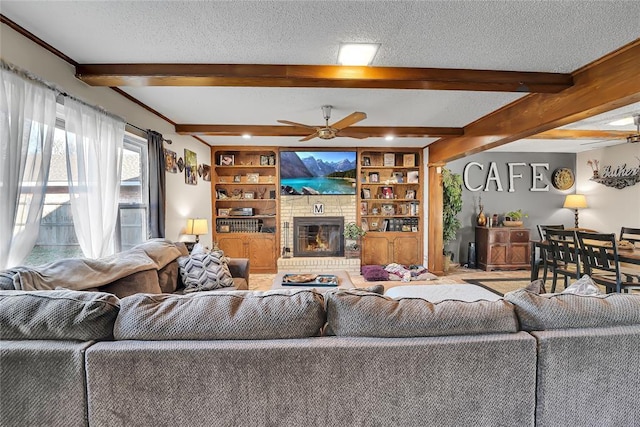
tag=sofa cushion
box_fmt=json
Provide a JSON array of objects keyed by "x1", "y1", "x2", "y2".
[
  {"x1": 157, "y1": 260, "x2": 180, "y2": 293},
  {"x1": 99, "y1": 269, "x2": 162, "y2": 298},
  {"x1": 0, "y1": 289, "x2": 119, "y2": 340},
  {"x1": 504, "y1": 288, "x2": 640, "y2": 331},
  {"x1": 114, "y1": 289, "x2": 326, "y2": 340},
  {"x1": 177, "y1": 250, "x2": 234, "y2": 292},
  {"x1": 0, "y1": 268, "x2": 18, "y2": 290},
  {"x1": 325, "y1": 289, "x2": 518, "y2": 337}
]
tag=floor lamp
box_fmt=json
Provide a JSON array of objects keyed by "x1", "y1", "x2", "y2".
[{"x1": 563, "y1": 194, "x2": 588, "y2": 229}]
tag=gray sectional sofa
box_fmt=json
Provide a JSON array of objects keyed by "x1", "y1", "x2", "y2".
[{"x1": 2, "y1": 287, "x2": 640, "y2": 427}]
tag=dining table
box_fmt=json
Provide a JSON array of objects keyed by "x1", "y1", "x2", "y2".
[{"x1": 529, "y1": 239, "x2": 640, "y2": 281}]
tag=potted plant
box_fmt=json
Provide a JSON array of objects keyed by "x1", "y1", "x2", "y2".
[
  {"x1": 504, "y1": 209, "x2": 528, "y2": 227},
  {"x1": 442, "y1": 168, "x2": 463, "y2": 271},
  {"x1": 344, "y1": 222, "x2": 366, "y2": 258}
]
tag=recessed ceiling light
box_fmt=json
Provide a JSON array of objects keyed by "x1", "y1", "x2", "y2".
[
  {"x1": 385, "y1": 135, "x2": 394, "y2": 141},
  {"x1": 242, "y1": 134, "x2": 251, "y2": 139},
  {"x1": 338, "y1": 43, "x2": 380, "y2": 66},
  {"x1": 609, "y1": 117, "x2": 634, "y2": 126}
]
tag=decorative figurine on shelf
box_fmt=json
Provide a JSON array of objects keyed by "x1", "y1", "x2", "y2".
[
  {"x1": 257, "y1": 187, "x2": 267, "y2": 199},
  {"x1": 476, "y1": 196, "x2": 487, "y2": 226}
]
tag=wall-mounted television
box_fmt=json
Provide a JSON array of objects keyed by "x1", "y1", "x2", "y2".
[{"x1": 280, "y1": 151, "x2": 357, "y2": 195}]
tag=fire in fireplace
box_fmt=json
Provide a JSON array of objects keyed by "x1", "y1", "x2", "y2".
[{"x1": 293, "y1": 217, "x2": 344, "y2": 257}]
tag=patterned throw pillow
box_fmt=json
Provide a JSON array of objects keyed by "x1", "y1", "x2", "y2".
[{"x1": 177, "y1": 251, "x2": 234, "y2": 292}]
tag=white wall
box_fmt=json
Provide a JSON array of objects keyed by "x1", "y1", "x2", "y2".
[
  {"x1": 576, "y1": 143, "x2": 640, "y2": 236},
  {"x1": 1, "y1": 24, "x2": 213, "y2": 247}
]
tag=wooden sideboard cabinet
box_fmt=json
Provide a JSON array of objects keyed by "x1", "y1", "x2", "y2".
[{"x1": 475, "y1": 226, "x2": 531, "y2": 271}]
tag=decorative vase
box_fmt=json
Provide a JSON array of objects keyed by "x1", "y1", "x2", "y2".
[{"x1": 477, "y1": 206, "x2": 487, "y2": 226}]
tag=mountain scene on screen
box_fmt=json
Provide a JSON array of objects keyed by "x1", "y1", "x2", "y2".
[{"x1": 280, "y1": 151, "x2": 357, "y2": 195}]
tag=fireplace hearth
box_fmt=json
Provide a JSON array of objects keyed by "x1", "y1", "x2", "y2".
[{"x1": 293, "y1": 217, "x2": 344, "y2": 257}]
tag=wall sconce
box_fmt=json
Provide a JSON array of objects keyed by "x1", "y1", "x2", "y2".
[
  {"x1": 185, "y1": 218, "x2": 208, "y2": 243},
  {"x1": 563, "y1": 194, "x2": 588, "y2": 229}
]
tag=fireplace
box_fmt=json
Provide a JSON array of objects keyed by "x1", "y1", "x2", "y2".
[{"x1": 293, "y1": 217, "x2": 344, "y2": 257}]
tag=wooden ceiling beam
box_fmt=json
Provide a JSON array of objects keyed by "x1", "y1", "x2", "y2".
[
  {"x1": 428, "y1": 38, "x2": 640, "y2": 163},
  {"x1": 175, "y1": 124, "x2": 463, "y2": 138},
  {"x1": 75, "y1": 64, "x2": 572, "y2": 93},
  {"x1": 527, "y1": 129, "x2": 632, "y2": 140}
]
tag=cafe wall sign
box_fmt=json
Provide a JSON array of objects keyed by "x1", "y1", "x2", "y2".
[
  {"x1": 463, "y1": 162, "x2": 551, "y2": 192},
  {"x1": 588, "y1": 158, "x2": 640, "y2": 189}
]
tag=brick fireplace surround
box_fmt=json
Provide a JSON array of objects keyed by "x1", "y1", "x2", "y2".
[{"x1": 278, "y1": 195, "x2": 360, "y2": 275}]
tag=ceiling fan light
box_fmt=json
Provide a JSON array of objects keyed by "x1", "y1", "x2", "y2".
[
  {"x1": 609, "y1": 117, "x2": 634, "y2": 126},
  {"x1": 338, "y1": 43, "x2": 380, "y2": 66}
]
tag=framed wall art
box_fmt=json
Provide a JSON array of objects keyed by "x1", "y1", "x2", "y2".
[
  {"x1": 184, "y1": 149, "x2": 197, "y2": 185},
  {"x1": 202, "y1": 164, "x2": 211, "y2": 181},
  {"x1": 403, "y1": 153, "x2": 416, "y2": 167},
  {"x1": 164, "y1": 148, "x2": 178, "y2": 173},
  {"x1": 383, "y1": 153, "x2": 395, "y2": 167},
  {"x1": 219, "y1": 154, "x2": 234, "y2": 166}
]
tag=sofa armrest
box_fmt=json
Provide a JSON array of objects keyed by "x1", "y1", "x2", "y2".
[{"x1": 227, "y1": 258, "x2": 250, "y2": 287}]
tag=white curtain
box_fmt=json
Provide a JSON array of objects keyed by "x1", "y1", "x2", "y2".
[
  {"x1": 0, "y1": 64, "x2": 56, "y2": 269},
  {"x1": 64, "y1": 98, "x2": 125, "y2": 258}
]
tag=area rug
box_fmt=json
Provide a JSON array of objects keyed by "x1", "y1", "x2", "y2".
[{"x1": 462, "y1": 277, "x2": 533, "y2": 296}]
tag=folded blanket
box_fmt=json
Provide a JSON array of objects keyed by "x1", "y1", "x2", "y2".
[{"x1": 11, "y1": 239, "x2": 183, "y2": 291}]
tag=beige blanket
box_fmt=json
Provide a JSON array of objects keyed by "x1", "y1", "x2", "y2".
[{"x1": 13, "y1": 239, "x2": 184, "y2": 291}]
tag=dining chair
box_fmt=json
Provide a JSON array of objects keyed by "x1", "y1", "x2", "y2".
[
  {"x1": 536, "y1": 225, "x2": 565, "y2": 286},
  {"x1": 537, "y1": 224, "x2": 565, "y2": 240},
  {"x1": 576, "y1": 231, "x2": 640, "y2": 293},
  {"x1": 620, "y1": 227, "x2": 640, "y2": 244},
  {"x1": 545, "y1": 228, "x2": 580, "y2": 292}
]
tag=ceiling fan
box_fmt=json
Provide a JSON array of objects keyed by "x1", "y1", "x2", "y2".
[
  {"x1": 581, "y1": 114, "x2": 640, "y2": 146},
  {"x1": 278, "y1": 105, "x2": 367, "y2": 142}
]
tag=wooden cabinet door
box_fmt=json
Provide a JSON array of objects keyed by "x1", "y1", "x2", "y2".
[
  {"x1": 488, "y1": 244, "x2": 508, "y2": 265},
  {"x1": 247, "y1": 235, "x2": 277, "y2": 273},
  {"x1": 393, "y1": 235, "x2": 421, "y2": 265},
  {"x1": 362, "y1": 235, "x2": 391, "y2": 265},
  {"x1": 508, "y1": 244, "x2": 530, "y2": 265},
  {"x1": 217, "y1": 236, "x2": 246, "y2": 258}
]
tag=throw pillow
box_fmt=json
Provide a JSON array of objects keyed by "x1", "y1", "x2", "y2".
[
  {"x1": 0, "y1": 289, "x2": 120, "y2": 340},
  {"x1": 325, "y1": 290, "x2": 518, "y2": 337},
  {"x1": 504, "y1": 288, "x2": 640, "y2": 331},
  {"x1": 361, "y1": 265, "x2": 389, "y2": 282},
  {"x1": 114, "y1": 289, "x2": 325, "y2": 340},
  {"x1": 178, "y1": 250, "x2": 234, "y2": 292},
  {"x1": 561, "y1": 274, "x2": 602, "y2": 296},
  {"x1": 525, "y1": 279, "x2": 547, "y2": 294}
]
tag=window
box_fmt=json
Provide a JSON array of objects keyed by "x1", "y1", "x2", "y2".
[{"x1": 23, "y1": 117, "x2": 149, "y2": 266}]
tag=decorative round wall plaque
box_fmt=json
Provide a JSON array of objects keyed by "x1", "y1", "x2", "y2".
[{"x1": 552, "y1": 167, "x2": 575, "y2": 190}]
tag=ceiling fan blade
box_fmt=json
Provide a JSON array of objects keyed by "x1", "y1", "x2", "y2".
[
  {"x1": 331, "y1": 112, "x2": 367, "y2": 130},
  {"x1": 341, "y1": 132, "x2": 369, "y2": 139},
  {"x1": 277, "y1": 120, "x2": 316, "y2": 129},
  {"x1": 299, "y1": 132, "x2": 319, "y2": 142}
]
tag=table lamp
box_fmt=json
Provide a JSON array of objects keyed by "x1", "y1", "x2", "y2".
[
  {"x1": 186, "y1": 218, "x2": 208, "y2": 243},
  {"x1": 563, "y1": 194, "x2": 587, "y2": 229}
]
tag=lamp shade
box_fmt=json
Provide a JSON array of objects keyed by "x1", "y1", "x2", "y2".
[
  {"x1": 186, "y1": 218, "x2": 208, "y2": 236},
  {"x1": 563, "y1": 194, "x2": 588, "y2": 209}
]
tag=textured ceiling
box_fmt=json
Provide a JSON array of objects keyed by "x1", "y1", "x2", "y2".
[{"x1": 2, "y1": 1, "x2": 640, "y2": 150}]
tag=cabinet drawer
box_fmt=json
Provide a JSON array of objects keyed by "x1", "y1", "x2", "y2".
[
  {"x1": 489, "y1": 230, "x2": 509, "y2": 243},
  {"x1": 510, "y1": 229, "x2": 530, "y2": 243}
]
